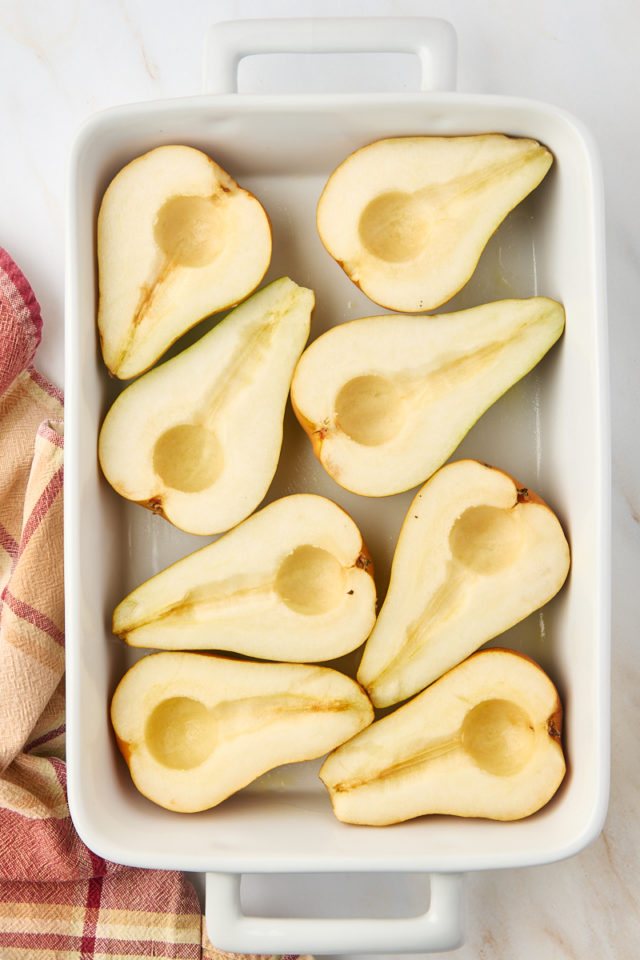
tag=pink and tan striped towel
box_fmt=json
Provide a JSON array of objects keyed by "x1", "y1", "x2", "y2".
[{"x1": 0, "y1": 247, "x2": 308, "y2": 960}]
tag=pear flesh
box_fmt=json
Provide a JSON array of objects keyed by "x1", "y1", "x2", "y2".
[
  {"x1": 316, "y1": 134, "x2": 553, "y2": 313},
  {"x1": 357, "y1": 460, "x2": 570, "y2": 708},
  {"x1": 111, "y1": 651, "x2": 374, "y2": 813},
  {"x1": 113, "y1": 493, "x2": 376, "y2": 662},
  {"x1": 98, "y1": 277, "x2": 313, "y2": 536},
  {"x1": 291, "y1": 298, "x2": 565, "y2": 497},
  {"x1": 97, "y1": 144, "x2": 272, "y2": 379},
  {"x1": 320, "y1": 648, "x2": 565, "y2": 824}
]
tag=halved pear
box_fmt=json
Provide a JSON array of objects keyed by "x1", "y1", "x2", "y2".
[
  {"x1": 320, "y1": 648, "x2": 565, "y2": 824},
  {"x1": 111, "y1": 651, "x2": 374, "y2": 812},
  {"x1": 98, "y1": 278, "x2": 313, "y2": 536},
  {"x1": 357, "y1": 460, "x2": 570, "y2": 708},
  {"x1": 290, "y1": 298, "x2": 564, "y2": 497},
  {"x1": 317, "y1": 134, "x2": 553, "y2": 312},
  {"x1": 113, "y1": 494, "x2": 376, "y2": 661},
  {"x1": 97, "y1": 144, "x2": 272, "y2": 379}
]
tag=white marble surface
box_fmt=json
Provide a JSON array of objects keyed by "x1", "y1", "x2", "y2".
[{"x1": 1, "y1": 0, "x2": 638, "y2": 957}]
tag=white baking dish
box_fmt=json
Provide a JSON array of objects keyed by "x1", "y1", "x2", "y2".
[{"x1": 64, "y1": 17, "x2": 610, "y2": 955}]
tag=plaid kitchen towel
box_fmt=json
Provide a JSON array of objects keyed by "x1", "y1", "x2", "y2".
[{"x1": 0, "y1": 247, "x2": 309, "y2": 960}]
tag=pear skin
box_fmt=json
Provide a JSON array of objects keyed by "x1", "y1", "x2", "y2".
[
  {"x1": 317, "y1": 134, "x2": 553, "y2": 312},
  {"x1": 357, "y1": 460, "x2": 570, "y2": 707},
  {"x1": 98, "y1": 144, "x2": 272, "y2": 379},
  {"x1": 111, "y1": 651, "x2": 374, "y2": 812},
  {"x1": 291, "y1": 298, "x2": 564, "y2": 497},
  {"x1": 112, "y1": 493, "x2": 377, "y2": 662},
  {"x1": 321, "y1": 648, "x2": 565, "y2": 824},
  {"x1": 98, "y1": 278, "x2": 313, "y2": 535}
]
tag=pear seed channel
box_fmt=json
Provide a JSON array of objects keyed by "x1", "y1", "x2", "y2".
[
  {"x1": 333, "y1": 697, "x2": 536, "y2": 792},
  {"x1": 118, "y1": 544, "x2": 353, "y2": 636},
  {"x1": 153, "y1": 423, "x2": 223, "y2": 493},
  {"x1": 151, "y1": 315, "x2": 281, "y2": 494},
  {"x1": 145, "y1": 691, "x2": 358, "y2": 771},
  {"x1": 331, "y1": 331, "x2": 529, "y2": 450},
  {"x1": 356, "y1": 147, "x2": 549, "y2": 268},
  {"x1": 275, "y1": 545, "x2": 347, "y2": 615},
  {"x1": 358, "y1": 191, "x2": 429, "y2": 263},
  {"x1": 449, "y1": 505, "x2": 524, "y2": 574},
  {"x1": 374, "y1": 505, "x2": 526, "y2": 689},
  {"x1": 154, "y1": 195, "x2": 225, "y2": 267}
]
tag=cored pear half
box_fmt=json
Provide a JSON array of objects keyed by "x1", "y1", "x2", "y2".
[
  {"x1": 97, "y1": 144, "x2": 272, "y2": 379},
  {"x1": 316, "y1": 134, "x2": 552, "y2": 312},
  {"x1": 111, "y1": 651, "x2": 374, "y2": 813},
  {"x1": 320, "y1": 648, "x2": 566, "y2": 824},
  {"x1": 357, "y1": 460, "x2": 570, "y2": 708},
  {"x1": 291, "y1": 298, "x2": 564, "y2": 497},
  {"x1": 98, "y1": 277, "x2": 313, "y2": 536},
  {"x1": 113, "y1": 494, "x2": 376, "y2": 662}
]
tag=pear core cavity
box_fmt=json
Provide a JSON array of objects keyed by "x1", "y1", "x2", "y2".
[
  {"x1": 335, "y1": 374, "x2": 405, "y2": 446},
  {"x1": 358, "y1": 190, "x2": 427, "y2": 263},
  {"x1": 275, "y1": 545, "x2": 347, "y2": 615},
  {"x1": 449, "y1": 504, "x2": 524, "y2": 574},
  {"x1": 152, "y1": 423, "x2": 223, "y2": 493},
  {"x1": 153, "y1": 194, "x2": 224, "y2": 267},
  {"x1": 145, "y1": 696, "x2": 216, "y2": 769},
  {"x1": 461, "y1": 697, "x2": 536, "y2": 776}
]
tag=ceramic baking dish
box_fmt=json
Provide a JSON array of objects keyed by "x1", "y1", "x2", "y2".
[{"x1": 64, "y1": 17, "x2": 610, "y2": 955}]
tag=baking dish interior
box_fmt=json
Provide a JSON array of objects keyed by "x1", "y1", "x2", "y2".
[{"x1": 65, "y1": 91, "x2": 609, "y2": 873}]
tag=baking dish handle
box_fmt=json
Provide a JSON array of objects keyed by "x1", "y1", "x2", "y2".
[
  {"x1": 204, "y1": 870, "x2": 464, "y2": 954},
  {"x1": 204, "y1": 16, "x2": 457, "y2": 94}
]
